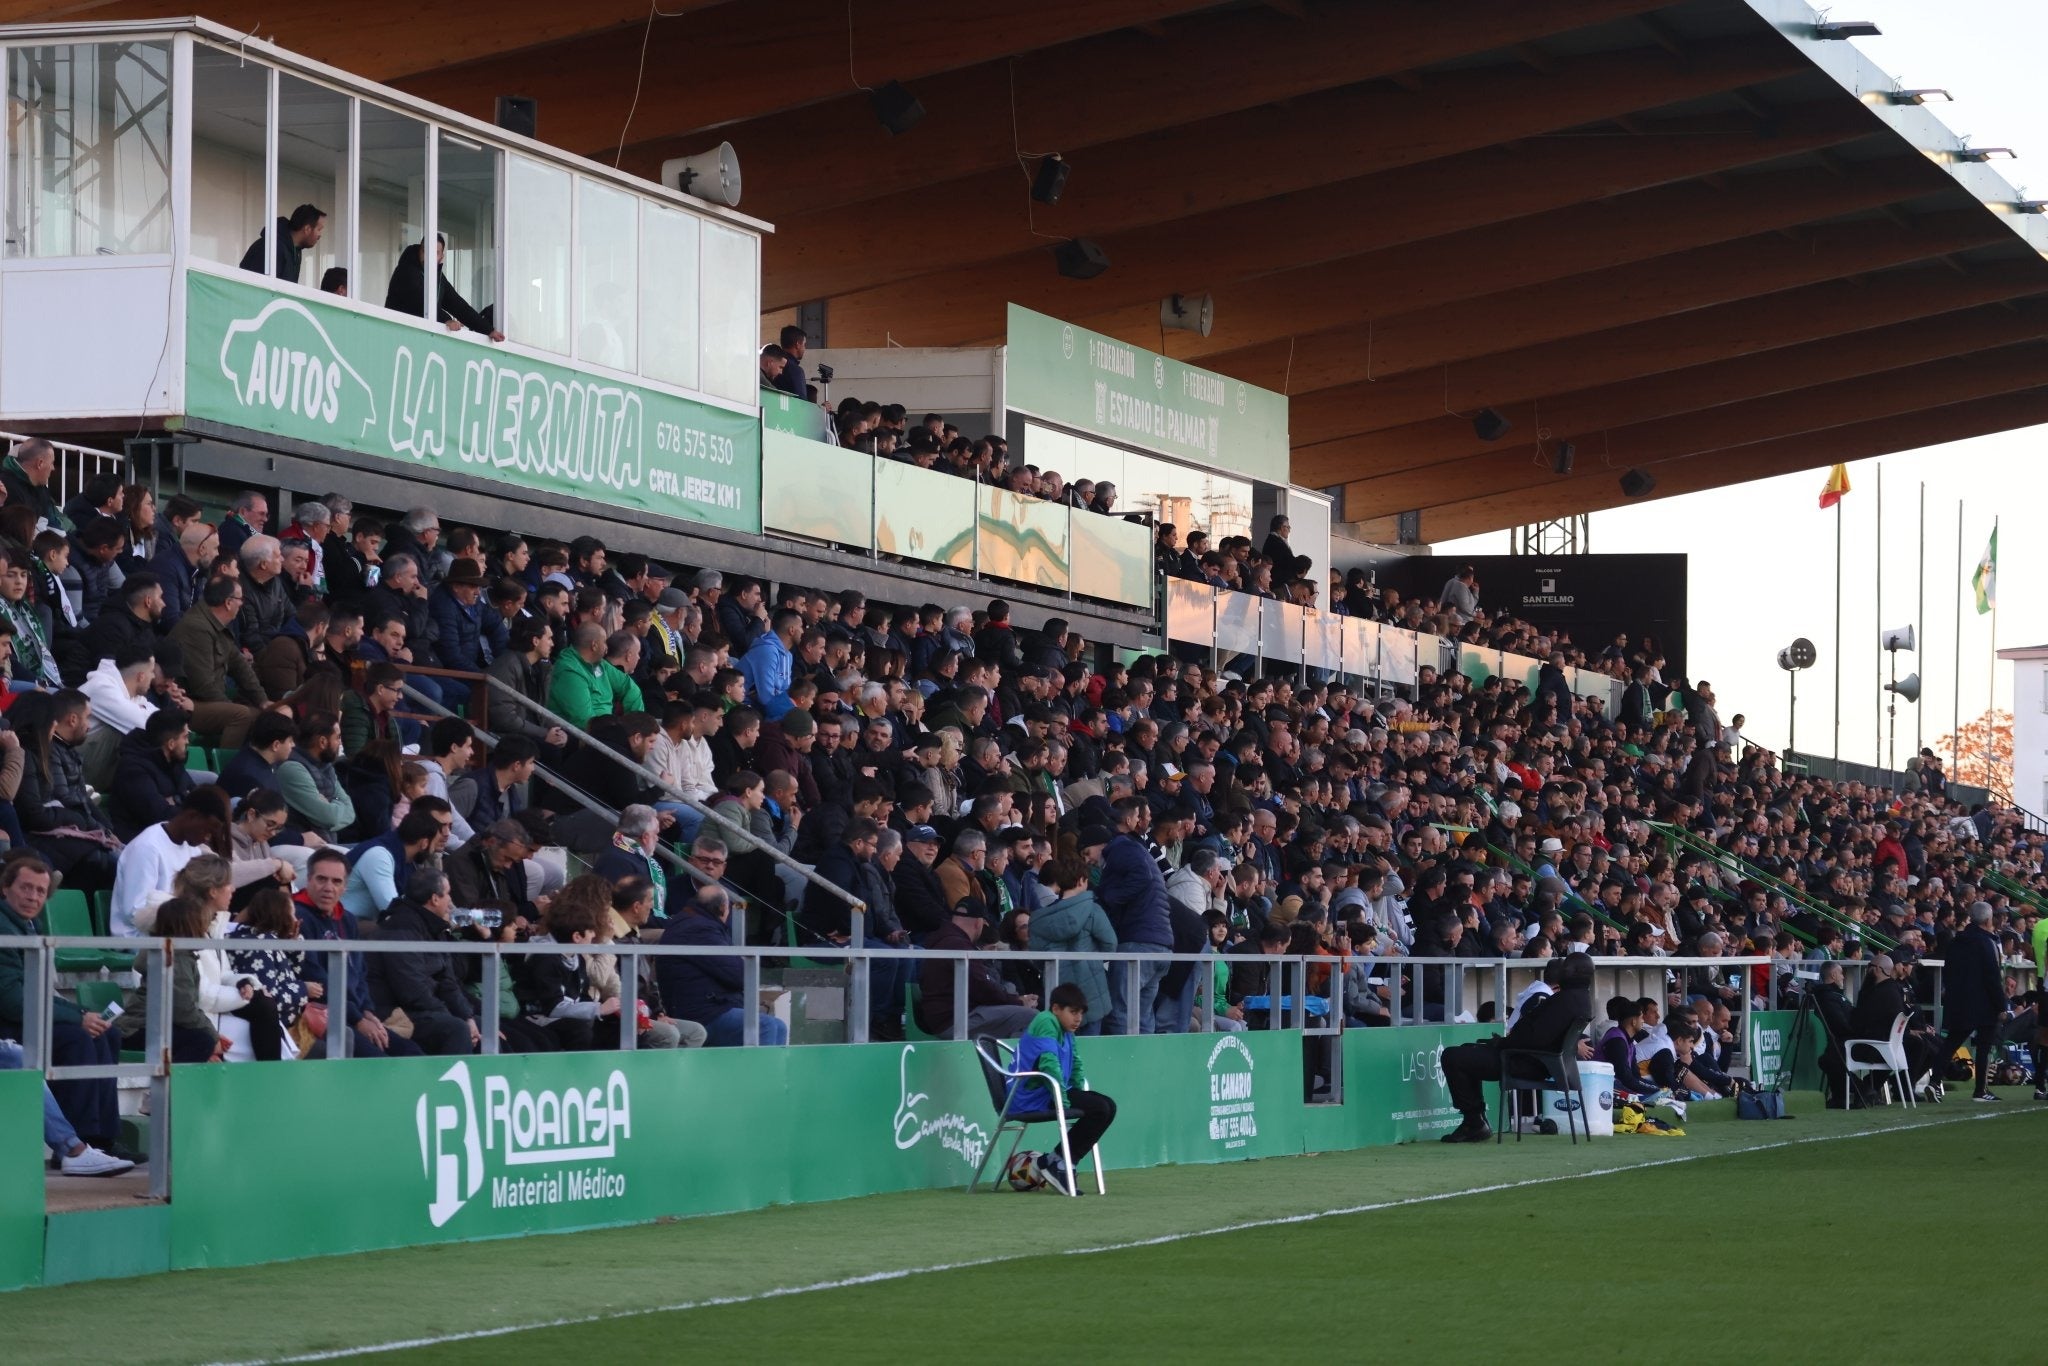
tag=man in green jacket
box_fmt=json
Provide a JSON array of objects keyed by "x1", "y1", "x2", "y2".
[
  {"x1": 167, "y1": 576, "x2": 270, "y2": 748},
  {"x1": 547, "y1": 622, "x2": 615, "y2": 730},
  {"x1": 0, "y1": 854, "x2": 123, "y2": 1153}
]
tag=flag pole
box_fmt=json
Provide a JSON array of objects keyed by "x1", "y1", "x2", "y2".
[
  {"x1": 1988, "y1": 514, "x2": 1998, "y2": 742},
  {"x1": 1953, "y1": 499, "x2": 1963, "y2": 769},
  {"x1": 1875, "y1": 461, "x2": 1883, "y2": 769},
  {"x1": 1916, "y1": 480, "x2": 1925, "y2": 758},
  {"x1": 1833, "y1": 495, "x2": 1842, "y2": 764}
]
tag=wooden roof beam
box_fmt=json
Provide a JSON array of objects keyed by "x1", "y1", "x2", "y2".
[
  {"x1": 1071, "y1": 158, "x2": 1937, "y2": 363},
  {"x1": 624, "y1": 0, "x2": 1679, "y2": 221},
  {"x1": 770, "y1": 35, "x2": 1809, "y2": 312},
  {"x1": 830, "y1": 103, "x2": 1877, "y2": 348},
  {"x1": 1294, "y1": 298, "x2": 2048, "y2": 484},
  {"x1": 395, "y1": 0, "x2": 1224, "y2": 159},
  {"x1": 1202, "y1": 210, "x2": 2010, "y2": 393},
  {"x1": 1334, "y1": 339, "x2": 2048, "y2": 516},
  {"x1": 1367, "y1": 388, "x2": 2048, "y2": 542},
  {"x1": 1288, "y1": 258, "x2": 2048, "y2": 443},
  {"x1": 31, "y1": 0, "x2": 730, "y2": 80}
]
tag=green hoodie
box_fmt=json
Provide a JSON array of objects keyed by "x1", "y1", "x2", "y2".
[{"x1": 0, "y1": 895, "x2": 83, "y2": 1031}]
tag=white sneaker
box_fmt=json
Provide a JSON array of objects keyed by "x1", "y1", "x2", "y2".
[{"x1": 59, "y1": 1144, "x2": 134, "y2": 1177}]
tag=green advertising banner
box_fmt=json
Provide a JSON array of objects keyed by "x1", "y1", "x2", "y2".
[
  {"x1": 184, "y1": 270, "x2": 762, "y2": 533},
  {"x1": 166, "y1": 1031, "x2": 1432, "y2": 1273},
  {"x1": 1746, "y1": 1009, "x2": 1824, "y2": 1092},
  {"x1": 760, "y1": 389, "x2": 834, "y2": 444},
  {"x1": 0, "y1": 1069, "x2": 44, "y2": 1291},
  {"x1": 1004, "y1": 304, "x2": 1290, "y2": 485},
  {"x1": 1343, "y1": 1023, "x2": 1494, "y2": 1145}
]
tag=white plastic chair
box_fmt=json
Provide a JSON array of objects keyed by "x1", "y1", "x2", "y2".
[{"x1": 1844, "y1": 1013, "x2": 1915, "y2": 1108}]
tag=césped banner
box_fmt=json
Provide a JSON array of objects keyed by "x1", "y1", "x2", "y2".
[{"x1": 184, "y1": 270, "x2": 762, "y2": 533}]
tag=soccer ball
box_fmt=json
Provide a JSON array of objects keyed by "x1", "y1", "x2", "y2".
[{"x1": 1006, "y1": 1150, "x2": 1048, "y2": 1192}]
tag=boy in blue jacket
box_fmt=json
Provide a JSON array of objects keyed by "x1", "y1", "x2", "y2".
[{"x1": 1009, "y1": 982, "x2": 1118, "y2": 1194}]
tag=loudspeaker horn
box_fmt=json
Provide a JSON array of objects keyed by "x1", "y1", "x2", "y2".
[
  {"x1": 660, "y1": 142, "x2": 742, "y2": 207},
  {"x1": 1160, "y1": 293, "x2": 1213, "y2": 337},
  {"x1": 1880, "y1": 623, "x2": 1916, "y2": 652},
  {"x1": 1885, "y1": 672, "x2": 1921, "y2": 703}
]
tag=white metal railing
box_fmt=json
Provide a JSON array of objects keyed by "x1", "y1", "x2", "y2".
[{"x1": 1, "y1": 429, "x2": 125, "y2": 508}]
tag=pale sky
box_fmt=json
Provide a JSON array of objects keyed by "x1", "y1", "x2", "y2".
[{"x1": 1440, "y1": 0, "x2": 2045, "y2": 773}]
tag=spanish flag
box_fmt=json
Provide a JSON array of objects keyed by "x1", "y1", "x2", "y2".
[{"x1": 1818, "y1": 463, "x2": 1850, "y2": 509}]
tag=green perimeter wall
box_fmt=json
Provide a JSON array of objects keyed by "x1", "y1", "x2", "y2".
[
  {"x1": 1, "y1": 1070, "x2": 43, "y2": 1290},
  {"x1": 3, "y1": 1016, "x2": 1828, "y2": 1291},
  {"x1": 162, "y1": 1026, "x2": 1483, "y2": 1275},
  {"x1": 8, "y1": 1026, "x2": 1493, "y2": 1287}
]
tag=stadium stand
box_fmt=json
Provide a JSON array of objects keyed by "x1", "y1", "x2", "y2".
[{"x1": 0, "y1": 426, "x2": 2041, "y2": 1144}]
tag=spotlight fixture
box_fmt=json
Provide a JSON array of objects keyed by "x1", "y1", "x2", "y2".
[
  {"x1": 1471, "y1": 407, "x2": 1511, "y2": 442},
  {"x1": 1776, "y1": 638, "x2": 1817, "y2": 671},
  {"x1": 1031, "y1": 154, "x2": 1070, "y2": 205},
  {"x1": 1160, "y1": 293, "x2": 1213, "y2": 337},
  {"x1": 1813, "y1": 20, "x2": 1881, "y2": 39},
  {"x1": 1619, "y1": 467, "x2": 1657, "y2": 499},
  {"x1": 1551, "y1": 441, "x2": 1576, "y2": 476},
  {"x1": 1875, "y1": 88, "x2": 1949, "y2": 105},
  {"x1": 870, "y1": 80, "x2": 926, "y2": 135},
  {"x1": 1053, "y1": 238, "x2": 1110, "y2": 280}
]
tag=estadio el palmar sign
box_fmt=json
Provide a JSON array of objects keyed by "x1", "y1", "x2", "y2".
[
  {"x1": 184, "y1": 270, "x2": 761, "y2": 534},
  {"x1": 1003, "y1": 303, "x2": 1290, "y2": 485}
]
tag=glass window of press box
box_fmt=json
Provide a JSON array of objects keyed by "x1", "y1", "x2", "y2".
[
  {"x1": 11, "y1": 33, "x2": 761, "y2": 407},
  {"x1": 1022, "y1": 423, "x2": 1253, "y2": 543}
]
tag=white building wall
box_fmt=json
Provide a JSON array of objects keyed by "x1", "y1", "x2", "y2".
[{"x1": 2010, "y1": 658, "x2": 2048, "y2": 817}]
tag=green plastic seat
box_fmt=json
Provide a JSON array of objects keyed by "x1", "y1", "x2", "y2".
[
  {"x1": 904, "y1": 982, "x2": 941, "y2": 1042},
  {"x1": 49, "y1": 889, "x2": 127, "y2": 973},
  {"x1": 74, "y1": 979, "x2": 125, "y2": 1014}
]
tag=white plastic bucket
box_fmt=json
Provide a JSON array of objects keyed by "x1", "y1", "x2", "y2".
[{"x1": 1540, "y1": 1060, "x2": 1615, "y2": 1137}]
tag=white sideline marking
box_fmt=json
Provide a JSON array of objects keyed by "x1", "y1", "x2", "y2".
[{"x1": 215, "y1": 1107, "x2": 2033, "y2": 1364}]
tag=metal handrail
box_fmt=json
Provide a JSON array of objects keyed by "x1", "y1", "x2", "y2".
[
  {"x1": 490, "y1": 681, "x2": 865, "y2": 918},
  {"x1": 1647, "y1": 821, "x2": 1861, "y2": 951}
]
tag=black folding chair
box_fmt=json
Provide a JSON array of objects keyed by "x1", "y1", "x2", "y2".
[
  {"x1": 967, "y1": 1035, "x2": 1105, "y2": 1197},
  {"x1": 1496, "y1": 1016, "x2": 1594, "y2": 1144}
]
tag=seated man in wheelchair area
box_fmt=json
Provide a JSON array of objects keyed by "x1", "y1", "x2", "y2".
[
  {"x1": 1010, "y1": 982, "x2": 1118, "y2": 1193},
  {"x1": 1438, "y1": 950, "x2": 1596, "y2": 1144}
]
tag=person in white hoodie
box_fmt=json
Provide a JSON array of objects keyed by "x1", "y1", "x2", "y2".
[{"x1": 79, "y1": 648, "x2": 158, "y2": 788}]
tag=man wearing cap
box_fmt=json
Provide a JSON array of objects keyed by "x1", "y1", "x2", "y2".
[
  {"x1": 645, "y1": 585, "x2": 689, "y2": 679},
  {"x1": 892, "y1": 824, "x2": 951, "y2": 943},
  {"x1": 916, "y1": 895, "x2": 1037, "y2": 1039},
  {"x1": 1533, "y1": 836, "x2": 1565, "y2": 881}
]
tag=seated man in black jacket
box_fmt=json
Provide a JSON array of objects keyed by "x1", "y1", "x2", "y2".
[
  {"x1": 1847, "y1": 952, "x2": 1938, "y2": 1098},
  {"x1": 367, "y1": 867, "x2": 481, "y2": 1056},
  {"x1": 1439, "y1": 951, "x2": 1596, "y2": 1143}
]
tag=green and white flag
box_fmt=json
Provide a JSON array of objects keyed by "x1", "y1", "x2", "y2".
[{"x1": 1972, "y1": 526, "x2": 1997, "y2": 615}]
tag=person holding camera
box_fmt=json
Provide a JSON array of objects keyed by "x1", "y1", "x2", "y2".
[{"x1": 367, "y1": 866, "x2": 481, "y2": 1056}]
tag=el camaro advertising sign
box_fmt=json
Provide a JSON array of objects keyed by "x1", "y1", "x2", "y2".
[{"x1": 184, "y1": 270, "x2": 761, "y2": 533}]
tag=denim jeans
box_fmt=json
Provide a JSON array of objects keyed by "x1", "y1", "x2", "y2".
[
  {"x1": 705, "y1": 1007, "x2": 789, "y2": 1046},
  {"x1": 0, "y1": 1039, "x2": 79, "y2": 1151},
  {"x1": 1104, "y1": 942, "x2": 1170, "y2": 1035}
]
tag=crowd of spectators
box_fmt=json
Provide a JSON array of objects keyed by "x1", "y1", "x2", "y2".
[{"x1": 1, "y1": 432, "x2": 2044, "y2": 1175}]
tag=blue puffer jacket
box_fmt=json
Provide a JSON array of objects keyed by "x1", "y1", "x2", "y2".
[
  {"x1": 1096, "y1": 834, "x2": 1171, "y2": 947},
  {"x1": 428, "y1": 583, "x2": 489, "y2": 673}
]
